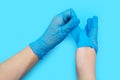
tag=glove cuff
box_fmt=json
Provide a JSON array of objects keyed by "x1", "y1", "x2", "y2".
[{"x1": 29, "y1": 38, "x2": 50, "y2": 59}]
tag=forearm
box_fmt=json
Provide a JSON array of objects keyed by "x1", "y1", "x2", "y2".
[
  {"x1": 0, "y1": 46, "x2": 38, "y2": 80},
  {"x1": 0, "y1": 9, "x2": 79, "y2": 80},
  {"x1": 76, "y1": 47, "x2": 96, "y2": 80}
]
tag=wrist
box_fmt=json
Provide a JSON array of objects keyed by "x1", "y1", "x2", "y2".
[
  {"x1": 29, "y1": 38, "x2": 49, "y2": 59},
  {"x1": 76, "y1": 47, "x2": 96, "y2": 68},
  {"x1": 77, "y1": 47, "x2": 96, "y2": 53}
]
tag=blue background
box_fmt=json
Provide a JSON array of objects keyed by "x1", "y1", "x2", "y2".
[{"x1": 0, "y1": 0, "x2": 120, "y2": 80}]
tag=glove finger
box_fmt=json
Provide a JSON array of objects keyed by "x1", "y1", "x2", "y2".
[
  {"x1": 88, "y1": 16, "x2": 98, "y2": 40},
  {"x1": 59, "y1": 9, "x2": 77, "y2": 23},
  {"x1": 71, "y1": 27, "x2": 81, "y2": 44},
  {"x1": 85, "y1": 18, "x2": 92, "y2": 36}
]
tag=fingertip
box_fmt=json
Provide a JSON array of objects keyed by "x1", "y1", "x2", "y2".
[
  {"x1": 93, "y1": 16, "x2": 98, "y2": 19},
  {"x1": 67, "y1": 8, "x2": 74, "y2": 12},
  {"x1": 87, "y1": 18, "x2": 92, "y2": 24},
  {"x1": 93, "y1": 16, "x2": 98, "y2": 23}
]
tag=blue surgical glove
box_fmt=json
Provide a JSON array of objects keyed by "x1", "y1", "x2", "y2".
[
  {"x1": 30, "y1": 9, "x2": 80, "y2": 59},
  {"x1": 71, "y1": 16, "x2": 98, "y2": 52}
]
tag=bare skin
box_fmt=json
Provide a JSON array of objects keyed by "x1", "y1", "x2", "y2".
[
  {"x1": 76, "y1": 47, "x2": 96, "y2": 80},
  {"x1": 0, "y1": 47, "x2": 96, "y2": 80},
  {"x1": 0, "y1": 46, "x2": 38, "y2": 80}
]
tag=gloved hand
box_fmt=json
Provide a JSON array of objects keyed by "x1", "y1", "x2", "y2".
[
  {"x1": 30, "y1": 9, "x2": 80, "y2": 59},
  {"x1": 71, "y1": 16, "x2": 98, "y2": 52}
]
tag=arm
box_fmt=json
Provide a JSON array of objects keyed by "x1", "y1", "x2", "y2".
[
  {"x1": 71, "y1": 16, "x2": 98, "y2": 80},
  {"x1": 0, "y1": 9, "x2": 80, "y2": 80},
  {"x1": 0, "y1": 47, "x2": 38, "y2": 80},
  {"x1": 76, "y1": 47, "x2": 96, "y2": 80}
]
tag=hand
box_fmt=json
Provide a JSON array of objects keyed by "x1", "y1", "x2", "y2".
[
  {"x1": 30, "y1": 9, "x2": 80, "y2": 59},
  {"x1": 71, "y1": 16, "x2": 98, "y2": 52}
]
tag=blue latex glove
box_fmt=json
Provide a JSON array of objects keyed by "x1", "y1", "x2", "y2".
[
  {"x1": 30, "y1": 9, "x2": 80, "y2": 59},
  {"x1": 71, "y1": 16, "x2": 98, "y2": 52}
]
